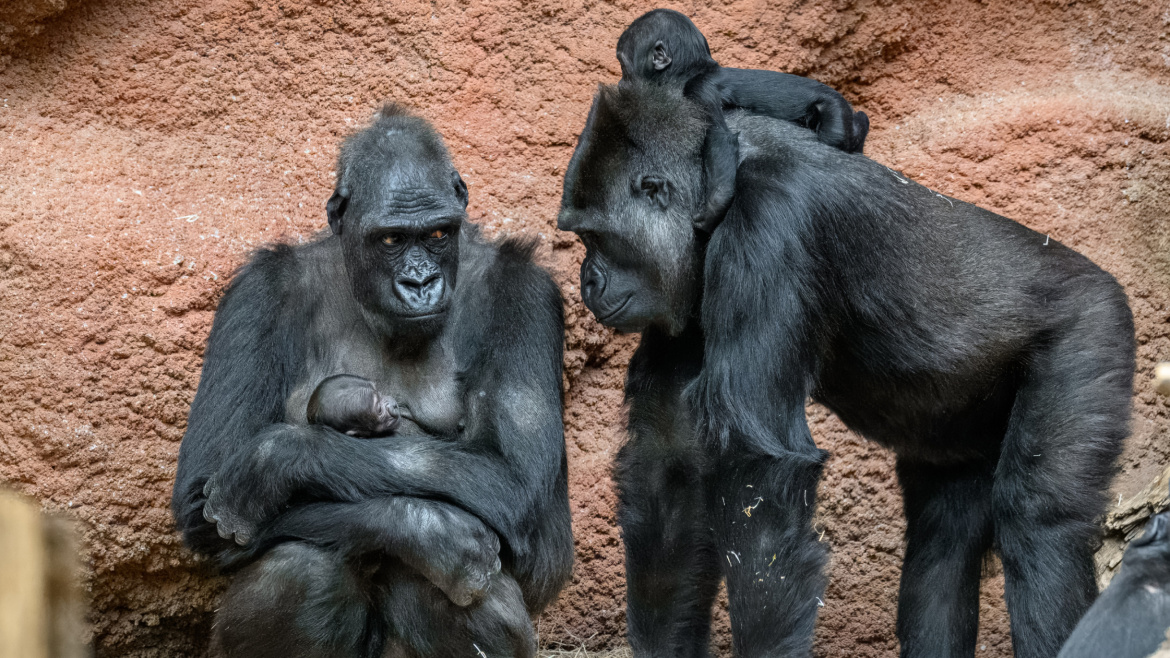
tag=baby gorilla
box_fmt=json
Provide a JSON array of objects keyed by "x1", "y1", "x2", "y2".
[
  {"x1": 617, "y1": 8, "x2": 868, "y2": 153},
  {"x1": 306, "y1": 374, "x2": 401, "y2": 437},
  {"x1": 1058, "y1": 509, "x2": 1170, "y2": 658}
]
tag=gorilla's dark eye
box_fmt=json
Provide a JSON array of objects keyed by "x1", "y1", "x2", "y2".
[
  {"x1": 429, "y1": 229, "x2": 447, "y2": 240},
  {"x1": 382, "y1": 233, "x2": 405, "y2": 246}
]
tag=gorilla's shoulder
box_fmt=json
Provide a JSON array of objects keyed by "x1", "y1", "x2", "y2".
[
  {"x1": 725, "y1": 110, "x2": 892, "y2": 200},
  {"x1": 226, "y1": 236, "x2": 343, "y2": 304},
  {"x1": 458, "y1": 228, "x2": 563, "y2": 332},
  {"x1": 464, "y1": 227, "x2": 560, "y2": 296},
  {"x1": 727, "y1": 111, "x2": 846, "y2": 169}
]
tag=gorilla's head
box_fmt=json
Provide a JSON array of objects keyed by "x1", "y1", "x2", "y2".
[
  {"x1": 557, "y1": 83, "x2": 712, "y2": 335},
  {"x1": 326, "y1": 104, "x2": 468, "y2": 341}
]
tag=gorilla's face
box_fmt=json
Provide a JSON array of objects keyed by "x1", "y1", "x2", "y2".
[
  {"x1": 342, "y1": 192, "x2": 463, "y2": 339},
  {"x1": 564, "y1": 199, "x2": 700, "y2": 336},
  {"x1": 557, "y1": 83, "x2": 707, "y2": 336},
  {"x1": 328, "y1": 152, "x2": 468, "y2": 342}
]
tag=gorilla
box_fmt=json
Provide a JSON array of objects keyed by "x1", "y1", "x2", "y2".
[
  {"x1": 172, "y1": 103, "x2": 573, "y2": 658},
  {"x1": 557, "y1": 82, "x2": 1134, "y2": 658},
  {"x1": 617, "y1": 9, "x2": 868, "y2": 154},
  {"x1": 307, "y1": 374, "x2": 402, "y2": 437},
  {"x1": 614, "y1": 9, "x2": 867, "y2": 233},
  {"x1": 1058, "y1": 509, "x2": 1170, "y2": 658}
]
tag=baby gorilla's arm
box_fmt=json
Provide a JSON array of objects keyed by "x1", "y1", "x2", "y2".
[
  {"x1": 307, "y1": 374, "x2": 401, "y2": 437},
  {"x1": 714, "y1": 67, "x2": 868, "y2": 153}
]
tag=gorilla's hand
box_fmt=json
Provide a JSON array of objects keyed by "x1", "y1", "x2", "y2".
[
  {"x1": 201, "y1": 434, "x2": 296, "y2": 546},
  {"x1": 202, "y1": 467, "x2": 274, "y2": 547},
  {"x1": 391, "y1": 498, "x2": 503, "y2": 606}
]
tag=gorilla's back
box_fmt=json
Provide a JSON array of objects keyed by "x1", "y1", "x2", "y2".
[{"x1": 724, "y1": 111, "x2": 1130, "y2": 459}]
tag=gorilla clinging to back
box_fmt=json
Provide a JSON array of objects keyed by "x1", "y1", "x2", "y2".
[
  {"x1": 616, "y1": 8, "x2": 868, "y2": 155},
  {"x1": 615, "y1": 9, "x2": 868, "y2": 232},
  {"x1": 558, "y1": 82, "x2": 1133, "y2": 657},
  {"x1": 172, "y1": 104, "x2": 572, "y2": 658}
]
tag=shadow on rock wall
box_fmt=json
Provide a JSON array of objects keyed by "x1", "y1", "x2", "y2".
[{"x1": 0, "y1": 1, "x2": 1167, "y2": 656}]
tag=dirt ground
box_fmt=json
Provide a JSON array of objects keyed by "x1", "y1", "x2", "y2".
[{"x1": 0, "y1": 0, "x2": 1167, "y2": 656}]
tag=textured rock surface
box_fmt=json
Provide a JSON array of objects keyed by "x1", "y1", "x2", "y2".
[
  {"x1": 0, "y1": 1, "x2": 1167, "y2": 656},
  {"x1": 0, "y1": 0, "x2": 68, "y2": 62}
]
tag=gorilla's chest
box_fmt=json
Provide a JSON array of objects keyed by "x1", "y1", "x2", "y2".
[
  {"x1": 285, "y1": 330, "x2": 465, "y2": 437},
  {"x1": 373, "y1": 350, "x2": 464, "y2": 437}
]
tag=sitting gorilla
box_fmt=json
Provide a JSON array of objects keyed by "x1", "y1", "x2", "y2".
[
  {"x1": 1058, "y1": 508, "x2": 1170, "y2": 658},
  {"x1": 558, "y1": 83, "x2": 1133, "y2": 658},
  {"x1": 172, "y1": 104, "x2": 573, "y2": 658}
]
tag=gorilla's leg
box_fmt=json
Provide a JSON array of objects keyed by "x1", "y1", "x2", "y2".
[
  {"x1": 617, "y1": 440, "x2": 720, "y2": 658},
  {"x1": 378, "y1": 567, "x2": 535, "y2": 658},
  {"x1": 993, "y1": 291, "x2": 1133, "y2": 658},
  {"x1": 895, "y1": 460, "x2": 994, "y2": 658},
  {"x1": 211, "y1": 542, "x2": 373, "y2": 658},
  {"x1": 707, "y1": 449, "x2": 827, "y2": 658}
]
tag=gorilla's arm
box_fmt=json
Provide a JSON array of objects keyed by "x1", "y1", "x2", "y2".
[
  {"x1": 713, "y1": 67, "x2": 868, "y2": 153},
  {"x1": 203, "y1": 243, "x2": 572, "y2": 594},
  {"x1": 683, "y1": 163, "x2": 832, "y2": 646},
  {"x1": 171, "y1": 245, "x2": 309, "y2": 557},
  {"x1": 686, "y1": 164, "x2": 824, "y2": 461},
  {"x1": 229, "y1": 497, "x2": 505, "y2": 607}
]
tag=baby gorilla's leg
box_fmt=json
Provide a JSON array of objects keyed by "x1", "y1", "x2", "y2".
[
  {"x1": 378, "y1": 567, "x2": 536, "y2": 658},
  {"x1": 307, "y1": 374, "x2": 401, "y2": 437}
]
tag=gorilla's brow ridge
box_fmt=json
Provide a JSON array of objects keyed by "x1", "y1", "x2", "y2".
[{"x1": 369, "y1": 188, "x2": 464, "y2": 221}]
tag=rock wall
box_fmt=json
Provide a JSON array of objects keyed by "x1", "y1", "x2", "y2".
[
  {"x1": 0, "y1": 0, "x2": 68, "y2": 61},
  {"x1": 0, "y1": 1, "x2": 1167, "y2": 656}
]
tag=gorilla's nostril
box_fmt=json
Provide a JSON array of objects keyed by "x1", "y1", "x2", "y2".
[
  {"x1": 396, "y1": 273, "x2": 443, "y2": 306},
  {"x1": 582, "y1": 266, "x2": 606, "y2": 301}
]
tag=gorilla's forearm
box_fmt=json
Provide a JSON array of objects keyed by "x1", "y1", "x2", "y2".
[
  {"x1": 716, "y1": 67, "x2": 864, "y2": 152},
  {"x1": 202, "y1": 420, "x2": 552, "y2": 551},
  {"x1": 245, "y1": 497, "x2": 505, "y2": 607}
]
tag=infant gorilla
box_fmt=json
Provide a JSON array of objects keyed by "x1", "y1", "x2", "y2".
[
  {"x1": 307, "y1": 374, "x2": 402, "y2": 437},
  {"x1": 617, "y1": 8, "x2": 869, "y2": 154}
]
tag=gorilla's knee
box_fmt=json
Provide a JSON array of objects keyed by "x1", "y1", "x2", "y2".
[
  {"x1": 381, "y1": 571, "x2": 535, "y2": 658},
  {"x1": 468, "y1": 574, "x2": 535, "y2": 658},
  {"x1": 212, "y1": 543, "x2": 370, "y2": 658}
]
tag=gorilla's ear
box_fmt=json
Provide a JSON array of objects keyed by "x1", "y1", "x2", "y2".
[
  {"x1": 326, "y1": 188, "x2": 349, "y2": 235},
  {"x1": 652, "y1": 40, "x2": 672, "y2": 71},
  {"x1": 452, "y1": 171, "x2": 469, "y2": 209},
  {"x1": 692, "y1": 123, "x2": 739, "y2": 233}
]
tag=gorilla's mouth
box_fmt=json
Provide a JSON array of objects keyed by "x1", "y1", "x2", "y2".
[
  {"x1": 594, "y1": 294, "x2": 633, "y2": 324},
  {"x1": 398, "y1": 310, "x2": 447, "y2": 320}
]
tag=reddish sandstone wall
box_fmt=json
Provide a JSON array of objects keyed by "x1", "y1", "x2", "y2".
[{"x1": 0, "y1": 1, "x2": 1167, "y2": 656}]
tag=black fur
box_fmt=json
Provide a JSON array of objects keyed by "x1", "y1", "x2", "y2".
[
  {"x1": 617, "y1": 9, "x2": 869, "y2": 154},
  {"x1": 1058, "y1": 510, "x2": 1170, "y2": 658},
  {"x1": 558, "y1": 83, "x2": 1134, "y2": 658},
  {"x1": 172, "y1": 104, "x2": 572, "y2": 658}
]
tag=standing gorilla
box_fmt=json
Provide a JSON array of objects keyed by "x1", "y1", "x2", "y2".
[
  {"x1": 172, "y1": 104, "x2": 573, "y2": 658},
  {"x1": 558, "y1": 83, "x2": 1134, "y2": 658}
]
